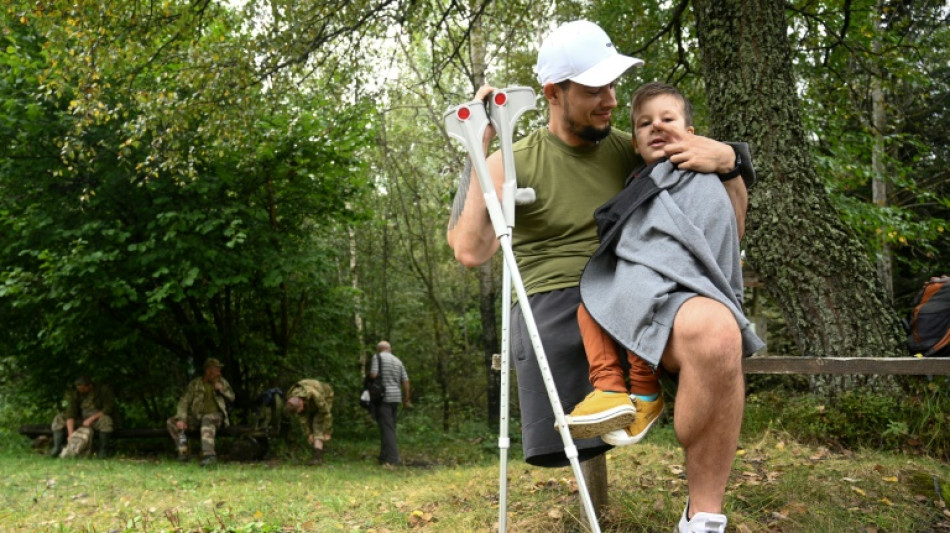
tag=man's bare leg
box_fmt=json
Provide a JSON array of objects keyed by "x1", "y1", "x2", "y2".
[{"x1": 661, "y1": 296, "x2": 744, "y2": 517}]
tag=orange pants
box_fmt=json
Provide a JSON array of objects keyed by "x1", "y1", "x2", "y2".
[{"x1": 577, "y1": 303, "x2": 660, "y2": 395}]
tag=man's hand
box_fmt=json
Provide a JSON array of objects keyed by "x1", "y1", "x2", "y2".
[
  {"x1": 176, "y1": 420, "x2": 187, "y2": 431},
  {"x1": 82, "y1": 415, "x2": 97, "y2": 427},
  {"x1": 474, "y1": 84, "x2": 498, "y2": 152},
  {"x1": 322, "y1": 434, "x2": 331, "y2": 442},
  {"x1": 213, "y1": 381, "x2": 224, "y2": 393},
  {"x1": 656, "y1": 122, "x2": 736, "y2": 174}
]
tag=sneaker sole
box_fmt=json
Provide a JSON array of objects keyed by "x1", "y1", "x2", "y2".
[
  {"x1": 563, "y1": 406, "x2": 637, "y2": 439},
  {"x1": 602, "y1": 405, "x2": 665, "y2": 446}
]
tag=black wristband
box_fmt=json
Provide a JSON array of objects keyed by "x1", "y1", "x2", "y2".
[{"x1": 719, "y1": 149, "x2": 742, "y2": 182}]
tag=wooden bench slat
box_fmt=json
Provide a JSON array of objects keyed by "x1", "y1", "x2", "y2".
[
  {"x1": 18, "y1": 424, "x2": 264, "y2": 439},
  {"x1": 743, "y1": 356, "x2": 950, "y2": 375}
]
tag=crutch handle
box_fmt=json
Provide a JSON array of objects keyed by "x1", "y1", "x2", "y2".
[
  {"x1": 443, "y1": 102, "x2": 510, "y2": 239},
  {"x1": 487, "y1": 87, "x2": 537, "y2": 225}
]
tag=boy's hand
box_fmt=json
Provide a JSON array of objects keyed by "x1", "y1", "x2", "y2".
[{"x1": 656, "y1": 122, "x2": 734, "y2": 174}]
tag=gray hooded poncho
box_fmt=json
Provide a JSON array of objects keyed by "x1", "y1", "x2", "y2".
[{"x1": 580, "y1": 160, "x2": 765, "y2": 368}]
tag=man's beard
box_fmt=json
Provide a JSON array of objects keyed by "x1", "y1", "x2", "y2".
[
  {"x1": 564, "y1": 108, "x2": 612, "y2": 143},
  {"x1": 574, "y1": 122, "x2": 611, "y2": 143}
]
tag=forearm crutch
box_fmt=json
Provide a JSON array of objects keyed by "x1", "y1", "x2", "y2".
[{"x1": 443, "y1": 88, "x2": 602, "y2": 533}]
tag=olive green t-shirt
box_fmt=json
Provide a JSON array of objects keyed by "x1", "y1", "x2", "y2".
[
  {"x1": 511, "y1": 128, "x2": 641, "y2": 295},
  {"x1": 202, "y1": 382, "x2": 218, "y2": 415}
]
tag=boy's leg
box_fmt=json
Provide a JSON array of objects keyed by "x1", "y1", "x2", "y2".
[
  {"x1": 628, "y1": 351, "x2": 661, "y2": 396},
  {"x1": 579, "y1": 303, "x2": 627, "y2": 393},
  {"x1": 564, "y1": 304, "x2": 636, "y2": 439},
  {"x1": 603, "y1": 353, "x2": 665, "y2": 446}
]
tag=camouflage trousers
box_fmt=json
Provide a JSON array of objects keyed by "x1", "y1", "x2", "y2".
[
  {"x1": 51, "y1": 412, "x2": 114, "y2": 458},
  {"x1": 166, "y1": 413, "x2": 224, "y2": 457}
]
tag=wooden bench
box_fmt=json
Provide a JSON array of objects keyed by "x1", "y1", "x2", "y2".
[
  {"x1": 18, "y1": 424, "x2": 267, "y2": 440},
  {"x1": 19, "y1": 424, "x2": 274, "y2": 460}
]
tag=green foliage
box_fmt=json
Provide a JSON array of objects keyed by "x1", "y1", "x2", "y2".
[
  {"x1": 745, "y1": 376, "x2": 950, "y2": 460},
  {"x1": 0, "y1": 3, "x2": 377, "y2": 420},
  {"x1": 791, "y1": 0, "x2": 950, "y2": 296}
]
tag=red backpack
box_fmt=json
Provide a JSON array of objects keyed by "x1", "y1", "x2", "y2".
[{"x1": 906, "y1": 275, "x2": 950, "y2": 357}]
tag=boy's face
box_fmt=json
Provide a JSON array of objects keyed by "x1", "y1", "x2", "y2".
[{"x1": 632, "y1": 94, "x2": 694, "y2": 164}]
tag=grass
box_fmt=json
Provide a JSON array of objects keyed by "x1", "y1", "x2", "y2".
[{"x1": 2, "y1": 401, "x2": 950, "y2": 532}]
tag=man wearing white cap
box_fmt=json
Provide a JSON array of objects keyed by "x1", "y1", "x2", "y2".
[{"x1": 447, "y1": 20, "x2": 750, "y2": 533}]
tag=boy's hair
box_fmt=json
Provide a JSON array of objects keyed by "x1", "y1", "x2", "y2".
[{"x1": 630, "y1": 82, "x2": 694, "y2": 128}]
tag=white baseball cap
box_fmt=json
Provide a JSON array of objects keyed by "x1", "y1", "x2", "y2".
[{"x1": 535, "y1": 20, "x2": 644, "y2": 87}]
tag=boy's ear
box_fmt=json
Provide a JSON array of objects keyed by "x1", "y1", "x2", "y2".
[{"x1": 686, "y1": 126, "x2": 695, "y2": 135}]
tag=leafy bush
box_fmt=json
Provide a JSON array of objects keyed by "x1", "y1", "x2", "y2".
[{"x1": 744, "y1": 376, "x2": 950, "y2": 459}]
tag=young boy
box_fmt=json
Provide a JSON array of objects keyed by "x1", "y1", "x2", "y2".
[{"x1": 564, "y1": 82, "x2": 763, "y2": 446}]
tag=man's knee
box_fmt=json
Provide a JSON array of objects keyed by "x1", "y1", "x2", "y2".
[{"x1": 667, "y1": 299, "x2": 742, "y2": 371}]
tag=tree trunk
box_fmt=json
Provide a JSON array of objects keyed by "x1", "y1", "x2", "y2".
[
  {"x1": 692, "y1": 0, "x2": 903, "y2": 359},
  {"x1": 471, "y1": 14, "x2": 501, "y2": 429},
  {"x1": 871, "y1": 0, "x2": 893, "y2": 302}
]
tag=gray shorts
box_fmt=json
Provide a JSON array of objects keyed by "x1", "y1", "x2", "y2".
[{"x1": 511, "y1": 286, "x2": 612, "y2": 467}]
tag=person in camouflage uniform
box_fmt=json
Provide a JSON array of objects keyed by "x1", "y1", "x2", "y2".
[
  {"x1": 50, "y1": 376, "x2": 117, "y2": 459},
  {"x1": 166, "y1": 358, "x2": 235, "y2": 467},
  {"x1": 284, "y1": 379, "x2": 333, "y2": 465}
]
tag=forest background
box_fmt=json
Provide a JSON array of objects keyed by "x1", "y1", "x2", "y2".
[{"x1": 0, "y1": 0, "x2": 948, "y2": 454}]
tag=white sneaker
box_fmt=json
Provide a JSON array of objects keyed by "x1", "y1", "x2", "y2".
[{"x1": 677, "y1": 500, "x2": 727, "y2": 533}]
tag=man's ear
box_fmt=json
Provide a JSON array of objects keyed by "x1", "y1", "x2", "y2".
[{"x1": 542, "y1": 82, "x2": 561, "y2": 106}]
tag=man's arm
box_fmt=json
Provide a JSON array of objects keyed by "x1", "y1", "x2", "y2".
[
  {"x1": 217, "y1": 378, "x2": 236, "y2": 402},
  {"x1": 402, "y1": 379, "x2": 412, "y2": 407},
  {"x1": 722, "y1": 178, "x2": 748, "y2": 239},
  {"x1": 175, "y1": 382, "x2": 193, "y2": 421},
  {"x1": 446, "y1": 84, "x2": 506, "y2": 267},
  {"x1": 98, "y1": 385, "x2": 117, "y2": 417}
]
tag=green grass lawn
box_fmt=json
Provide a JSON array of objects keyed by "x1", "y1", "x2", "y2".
[{"x1": 3, "y1": 406, "x2": 950, "y2": 532}]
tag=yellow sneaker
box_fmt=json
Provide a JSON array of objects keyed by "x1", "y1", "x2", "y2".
[
  {"x1": 602, "y1": 395, "x2": 665, "y2": 446},
  {"x1": 562, "y1": 390, "x2": 636, "y2": 439}
]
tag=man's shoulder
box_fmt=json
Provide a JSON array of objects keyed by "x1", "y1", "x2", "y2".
[
  {"x1": 604, "y1": 129, "x2": 635, "y2": 151},
  {"x1": 512, "y1": 127, "x2": 548, "y2": 150},
  {"x1": 381, "y1": 351, "x2": 404, "y2": 365},
  {"x1": 513, "y1": 127, "x2": 635, "y2": 156}
]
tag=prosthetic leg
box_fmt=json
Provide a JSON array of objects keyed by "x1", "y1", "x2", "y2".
[{"x1": 444, "y1": 88, "x2": 602, "y2": 533}]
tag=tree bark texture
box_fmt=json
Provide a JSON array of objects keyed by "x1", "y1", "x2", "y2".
[
  {"x1": 692, "y1": 0, "x2": 903, "y2": 358},
  {"x1": 471, "y1": 14, "x2": 501, "y2": 428}
]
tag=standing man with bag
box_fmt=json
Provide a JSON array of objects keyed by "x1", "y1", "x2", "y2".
[{"x1": 370, "y1": 341, "x2": 411, "y2": 466}]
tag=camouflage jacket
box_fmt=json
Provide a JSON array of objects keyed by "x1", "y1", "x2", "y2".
[
  {"x1": 287, "y1": 379, "x2": 333, "y2": 438},
  {"x1": 63, "y1": 383, "x2": 116, "y2": 420},
  {"x1": 175, "y1": 376, "x2": 235, "y2": 426}
]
